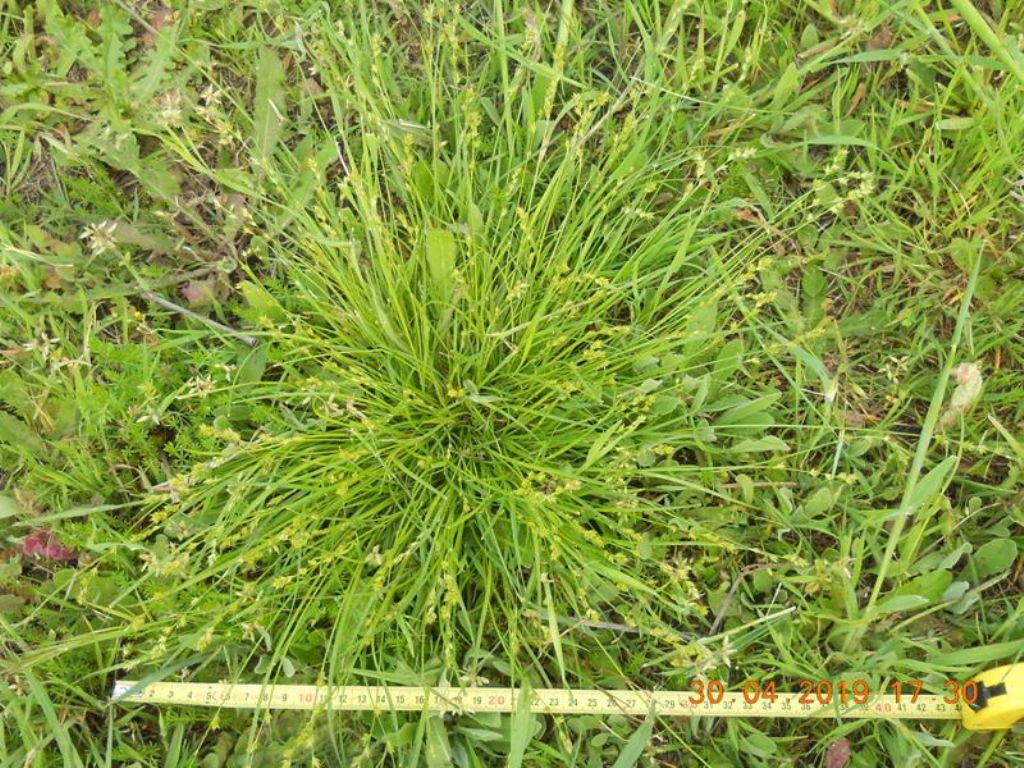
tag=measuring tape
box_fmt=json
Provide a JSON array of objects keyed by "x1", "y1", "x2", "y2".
[{"x1": 113, "y1": 664, "x2": 1024, "y2": 731}]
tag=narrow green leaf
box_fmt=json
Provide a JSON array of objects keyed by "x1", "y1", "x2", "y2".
[
  {"x1": 239, "y1": 280, "x2": 285, "y2": 323},
  {"x1": 237, "y1": 345, "x2": 268, "y2": 384},
  {"x1": 930, "y1": 639, "x2": 1024, "y2": 667},
  {"x1": 771, "y1": 62, "x2": 801, "y2": 108},
  {"x1": 683, "y1": 300, "x2": 718, "y2": 357},
  {"x1": 425, "y1": 228, "x2": 457, "y2": 297},
  {"x1": 425, "y1": 715, "x2": 453, "y2": 768},
  {"x1": 892, "y1": 570, "x2": 952, "y2": 603},
  {"x1": 584, "y1": 424, "x2": 624, "y2": 469},
  {"x1": 649, "y1": 395, "x2": 680, "y2": 417},
  {"x1": 905, "y1": 456, "x2": 958, "y2": 514},
  {"x1": 611, "y1": 713, "x2": 654, "y2": 768},
  {"x1": 253, "y1": 48, "x2": 286, "y2": 166},
  {"x1": 949, "y1": 0, "x2": 1024, "y2": 84},
  {"x1": 713, "y1": 393, "x2": 780, "y2": 426},
  {"x1": 508, "y1": 681, "x2": 533, "y2": 768},
  {"x1": 941, "y1": 581, "x2": 970, "y2": 602},
  {"x1": 803, "y1": 487, "x2": 835, "y2": 517},
  {"x1": 988, "y1": 415, "x2": 1024, "y2": 464},
  {"x1": 870, "y1": 594, "x2": 928, "y2": 616},
  {"x1": 728, "y1": 436, "x2": 788, "y2": 453},
  {"x1": 709, "y1": 338, "x2": 745, "y2": 396},
  {"x1": 935, "y1": 116, "x2": 975, "y2": 131}
]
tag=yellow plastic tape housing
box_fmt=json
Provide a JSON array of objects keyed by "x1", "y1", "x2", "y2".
[{"x1": 961, "y1": 664, "x2": 1024, "y2": 732}]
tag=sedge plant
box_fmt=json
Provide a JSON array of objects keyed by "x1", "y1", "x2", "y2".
[{"x1": 115, "y1": 5, "x2": 807, "y2": 694}]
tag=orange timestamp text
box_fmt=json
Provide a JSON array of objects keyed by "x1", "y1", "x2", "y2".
[{"x1": 687, "y1": 679, "x2": 981, "y2": 706}]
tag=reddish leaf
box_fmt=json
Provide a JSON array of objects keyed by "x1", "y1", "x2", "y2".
[
  {"x1": 867, "y1": 23, "x2": 893, "y2": 51},
  {"x1": 825, "y1": 738, "x2": 851, "y2": 768},
  {"x1": 181, "y1": 279, "x2": 217, "y2": 308},
  {"x1": 142, "y1": 7, "x2": 173, "y2": 48},
  {"x1": 22, "y1": 530, "x2": 79, "y2": 561}
]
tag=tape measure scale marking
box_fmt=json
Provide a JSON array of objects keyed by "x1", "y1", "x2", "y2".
[
  {"x1": 112, "y1": 665, "x2": 1024, "y2": 730},
  {"x1": 113, "y1": 681, "x2": 973, "y2": 723}
]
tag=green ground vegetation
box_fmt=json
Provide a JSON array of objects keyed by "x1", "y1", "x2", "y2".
[{"x1": 1, "y1": 1, "x2": 1023, "y2": 765}]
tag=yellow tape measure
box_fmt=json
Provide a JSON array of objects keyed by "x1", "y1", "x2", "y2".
[{"x1": 112, "y1": 664, "x2": 1024, "y2": 731}]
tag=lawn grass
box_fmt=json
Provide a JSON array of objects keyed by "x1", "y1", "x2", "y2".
[{"x1": 1, "y1": 1, "x2": 1023, "y2": 765}]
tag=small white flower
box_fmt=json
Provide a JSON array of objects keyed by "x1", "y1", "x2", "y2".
[
  {"x1": 199, "y1": 83, "x2": 222, "y2": 106},
  {"x1": 80, "y1": 221, "x2": 118, "y2": 255},
  {"x1": 184, "y1": 375, "x2": 215, "y2": 399},
  {"x1": 156, "y1": 91, "x2": 184, "y2": 127}
]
